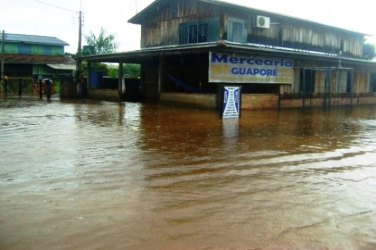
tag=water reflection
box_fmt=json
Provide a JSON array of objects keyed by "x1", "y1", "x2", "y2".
[
  {"x1": 222, "y1": 118, "x2": 240, "y2": 147},
  {"x1": 0, "y1": 97, "x2": 376, "y2": 249}
]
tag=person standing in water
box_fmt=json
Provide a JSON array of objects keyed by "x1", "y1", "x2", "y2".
[{"x1": 45, "y1": 79, "x2": 52, "y2": 100}]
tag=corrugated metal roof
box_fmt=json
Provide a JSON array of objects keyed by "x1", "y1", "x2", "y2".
[
  {"x1": 4, "y1": 33, "x2": 69, "y2": 46},
  {"x1": 47, "y1": 63, "x2": 76, "y2": 71}
]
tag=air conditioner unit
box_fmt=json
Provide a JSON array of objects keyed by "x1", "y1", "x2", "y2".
[{"x1": 256, "y1": 15, "x2": 270, "y2": 29}]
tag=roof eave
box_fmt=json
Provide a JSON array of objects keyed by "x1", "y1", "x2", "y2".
[
  {"x1": 220, "y1": 41, "x2": 375, "y2": 65},
  {"x1": 6, "y1": 41, "x2": 69, "y2": 47},
  {"x1": 128, "y1": 0, "x2": 161, "y2": 24},
  {"x1": 82, "y1": 41, "x2": 376, "y2": 65}
]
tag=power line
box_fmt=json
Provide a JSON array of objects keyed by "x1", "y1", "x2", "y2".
[{"x1": 33, "y1": 0, "x2": 78, "y2": 14}]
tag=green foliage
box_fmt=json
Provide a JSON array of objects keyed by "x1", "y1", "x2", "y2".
[
  {"x1": 363, "y1": 43, "x2": 375, "y2": 60},
  {"x1": 80, "y1": 62, "x2": 140, "y2": 79},
  {"x1": 54, "y1": 80, "x2": 60, "y2": 93},
  {"x1": 79, "y1": 27, "x2": 116, "y2": 79},
  {"x1": 107, "y1": 67, "x2": 119, "y2": 78},
  {"x1": 78, "y1": 27, "x2": 141, "y2": 79},
  {"x1": 124, "y1": 64, "x2": 141, "y2": 79},
  {"x1": 82, "y1": 27, "x2": 117, "y2": 55},
  {"x1": 104, "y1": 64, "x2": 141, "y2": 79}
]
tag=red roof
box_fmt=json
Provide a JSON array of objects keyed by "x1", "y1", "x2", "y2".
[{"x1": 4, "y1": 54, "x2": 75, "y2": 65}]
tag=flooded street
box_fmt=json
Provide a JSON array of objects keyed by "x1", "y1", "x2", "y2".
[{"x1": 1, "y1": 97, "x2": 376, "y2": 249}]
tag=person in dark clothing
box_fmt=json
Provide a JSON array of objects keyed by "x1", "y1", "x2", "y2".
[{"x1": 45, "y1": 79, "x2": 52, "y2": 100}]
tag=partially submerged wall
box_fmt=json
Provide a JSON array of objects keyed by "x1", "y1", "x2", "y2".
[
  {"x1": 88, "y1": 89, "x2": 119, "y2": 102},
  {"x1": 160, "y1": 93, "x2": 217, "y2": 109},
  {"x1": 242, "y1": 94, "x2": 279, "y2": 109},
  {"x1": 161, "y1": 92, "x2": 376, "y2": 110}
]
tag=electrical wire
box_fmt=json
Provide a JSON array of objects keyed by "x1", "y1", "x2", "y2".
[{"x1": 33, "y1": 0, "x2": 78, "y2": 13}]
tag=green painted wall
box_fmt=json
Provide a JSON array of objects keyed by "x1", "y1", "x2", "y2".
[{"x1": 2, "y1": 43, "x2": 64, "y2": 56}]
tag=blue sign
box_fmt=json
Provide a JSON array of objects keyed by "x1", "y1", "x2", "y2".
[{"x1": 222, "y1": 86, "x2": 241, "y2": 119}]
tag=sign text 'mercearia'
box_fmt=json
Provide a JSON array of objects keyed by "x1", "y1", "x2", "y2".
[
  {"x1": 208, "y1": 52, "x2": 294, "y2": 84},
  {"x1": 211, "y1": 53, "x2": 293, "y2": 67}
]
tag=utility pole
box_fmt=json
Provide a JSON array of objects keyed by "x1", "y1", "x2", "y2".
[
  {"x1": 76, "y1": 11, "x2": 82, "y2": 77},
  {"x1": 1, "y1": 30, "x2": 5, "y2": 94},
  {"x1": 76, "y1": 10, "x2": 83, "y2": 96}
]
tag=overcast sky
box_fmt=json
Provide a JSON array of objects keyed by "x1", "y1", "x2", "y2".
[{"x1": 0, "y1": 0, "x2": 375, "y2": 54}]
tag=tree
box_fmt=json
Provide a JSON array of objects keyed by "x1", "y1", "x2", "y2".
[
  {"x1": 107, "y1": 64, "x2": 141, "y2": 79},
  {"x1": 83, "y1": 27, "x2": 117, "y2": 55},
  {"x1": 124, "y1": 64, "x2": 141, "y2": 79}
]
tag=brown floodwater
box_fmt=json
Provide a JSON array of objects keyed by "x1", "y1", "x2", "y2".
[{"x1": 1, "y1": 96, "x2": 376, "y2": 249}]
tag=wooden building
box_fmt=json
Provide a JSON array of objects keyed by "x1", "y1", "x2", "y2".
[{"x1": 83, "y1": 0, "x2": 376, "y2": 109}]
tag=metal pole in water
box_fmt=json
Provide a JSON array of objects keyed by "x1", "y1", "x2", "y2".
[{"x1": 1, "y1": 30, "x2": 5, "y2": 94}]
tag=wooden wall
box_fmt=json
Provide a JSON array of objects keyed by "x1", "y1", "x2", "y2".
[
  {"x1": 139, "y1": 0, "x2": 364, "y2": 58},
  {"x1": 141, "y1": 0, "x2": 218, "y2": 48}
]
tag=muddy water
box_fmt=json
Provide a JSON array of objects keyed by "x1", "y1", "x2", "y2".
[{"x1": 1, "y1": 97, "x2": 376, "y2": 249}]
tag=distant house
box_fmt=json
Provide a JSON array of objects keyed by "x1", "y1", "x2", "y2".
[
  {"x1": 1, "y1": 33, "x2": 75, "y2": 81},
  {"x1": 84, "y1": 0, "x2": 376, "y2": 109}
]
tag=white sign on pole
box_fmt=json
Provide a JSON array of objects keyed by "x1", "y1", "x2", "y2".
[{"x1": 222, "y1": 86, "x2": 241, "y2": 119}]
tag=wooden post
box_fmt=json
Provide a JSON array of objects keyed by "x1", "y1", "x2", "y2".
[
  {"x1": 324, "y1": 69, "x2": 329, "y2": 108},
  {"x1": 336, "y1": 67, "x2": 340, "y2": 106},
  {"x1": 327, "y1": 68, "x2": 332, "y2": 108},
  {"x1": 39, "y1": 79, "x2": 43, "y2": 99},
  {"x1": 3, "y1": 76, "x2": 7, "y2": 95},
  {"x1": 158, "y1": 55, "x2": 164, "y2": 99},
  {"x1": 46, "y1": 79, "x2": 51, "y2": 100},
  {"x1": 87, "y1": 61, "x2": 91, "y2": 98},
  {"x1": 118, "y1": 62, "x2": 124, "y2": 102},
  {"x1": 350, "y1": 69, "x2": 354, "y2": 107},
  {"x1": 18, "y1": 79, "x2": 22, "y2": 96},
  {"x1": 302, "y1": 68, "x2": 306, "y2": 108}
]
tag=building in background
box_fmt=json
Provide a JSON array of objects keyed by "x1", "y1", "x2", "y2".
[
  {"x1": 1, "y1": 33, "x2": 75, "y2": 94},
  {"x1": 84, "y1": 0, "x2": 376, "y2": 109}
]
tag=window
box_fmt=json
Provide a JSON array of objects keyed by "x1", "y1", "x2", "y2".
[
  {"x1": 18, "y1": 44, "x2": 31, "y2": 55},
  {"x1": 188, "y1": 24, "x2": 198, "y2": 43},
  {"x1": 198, "y1": 23, "x2": 208, "y2": 43},
  {"x1": 179, "y1": 18, "x2": 219, "y2": 44},
  {"x1": 31, "y1": 45, "x2": 43, "y2": 55},
  {"x1": 43, "y1": 47, "x2": 52, "y2": 55},
  {"x1": 228, "y1": 18, "x2": 246, "y2": 43}
]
